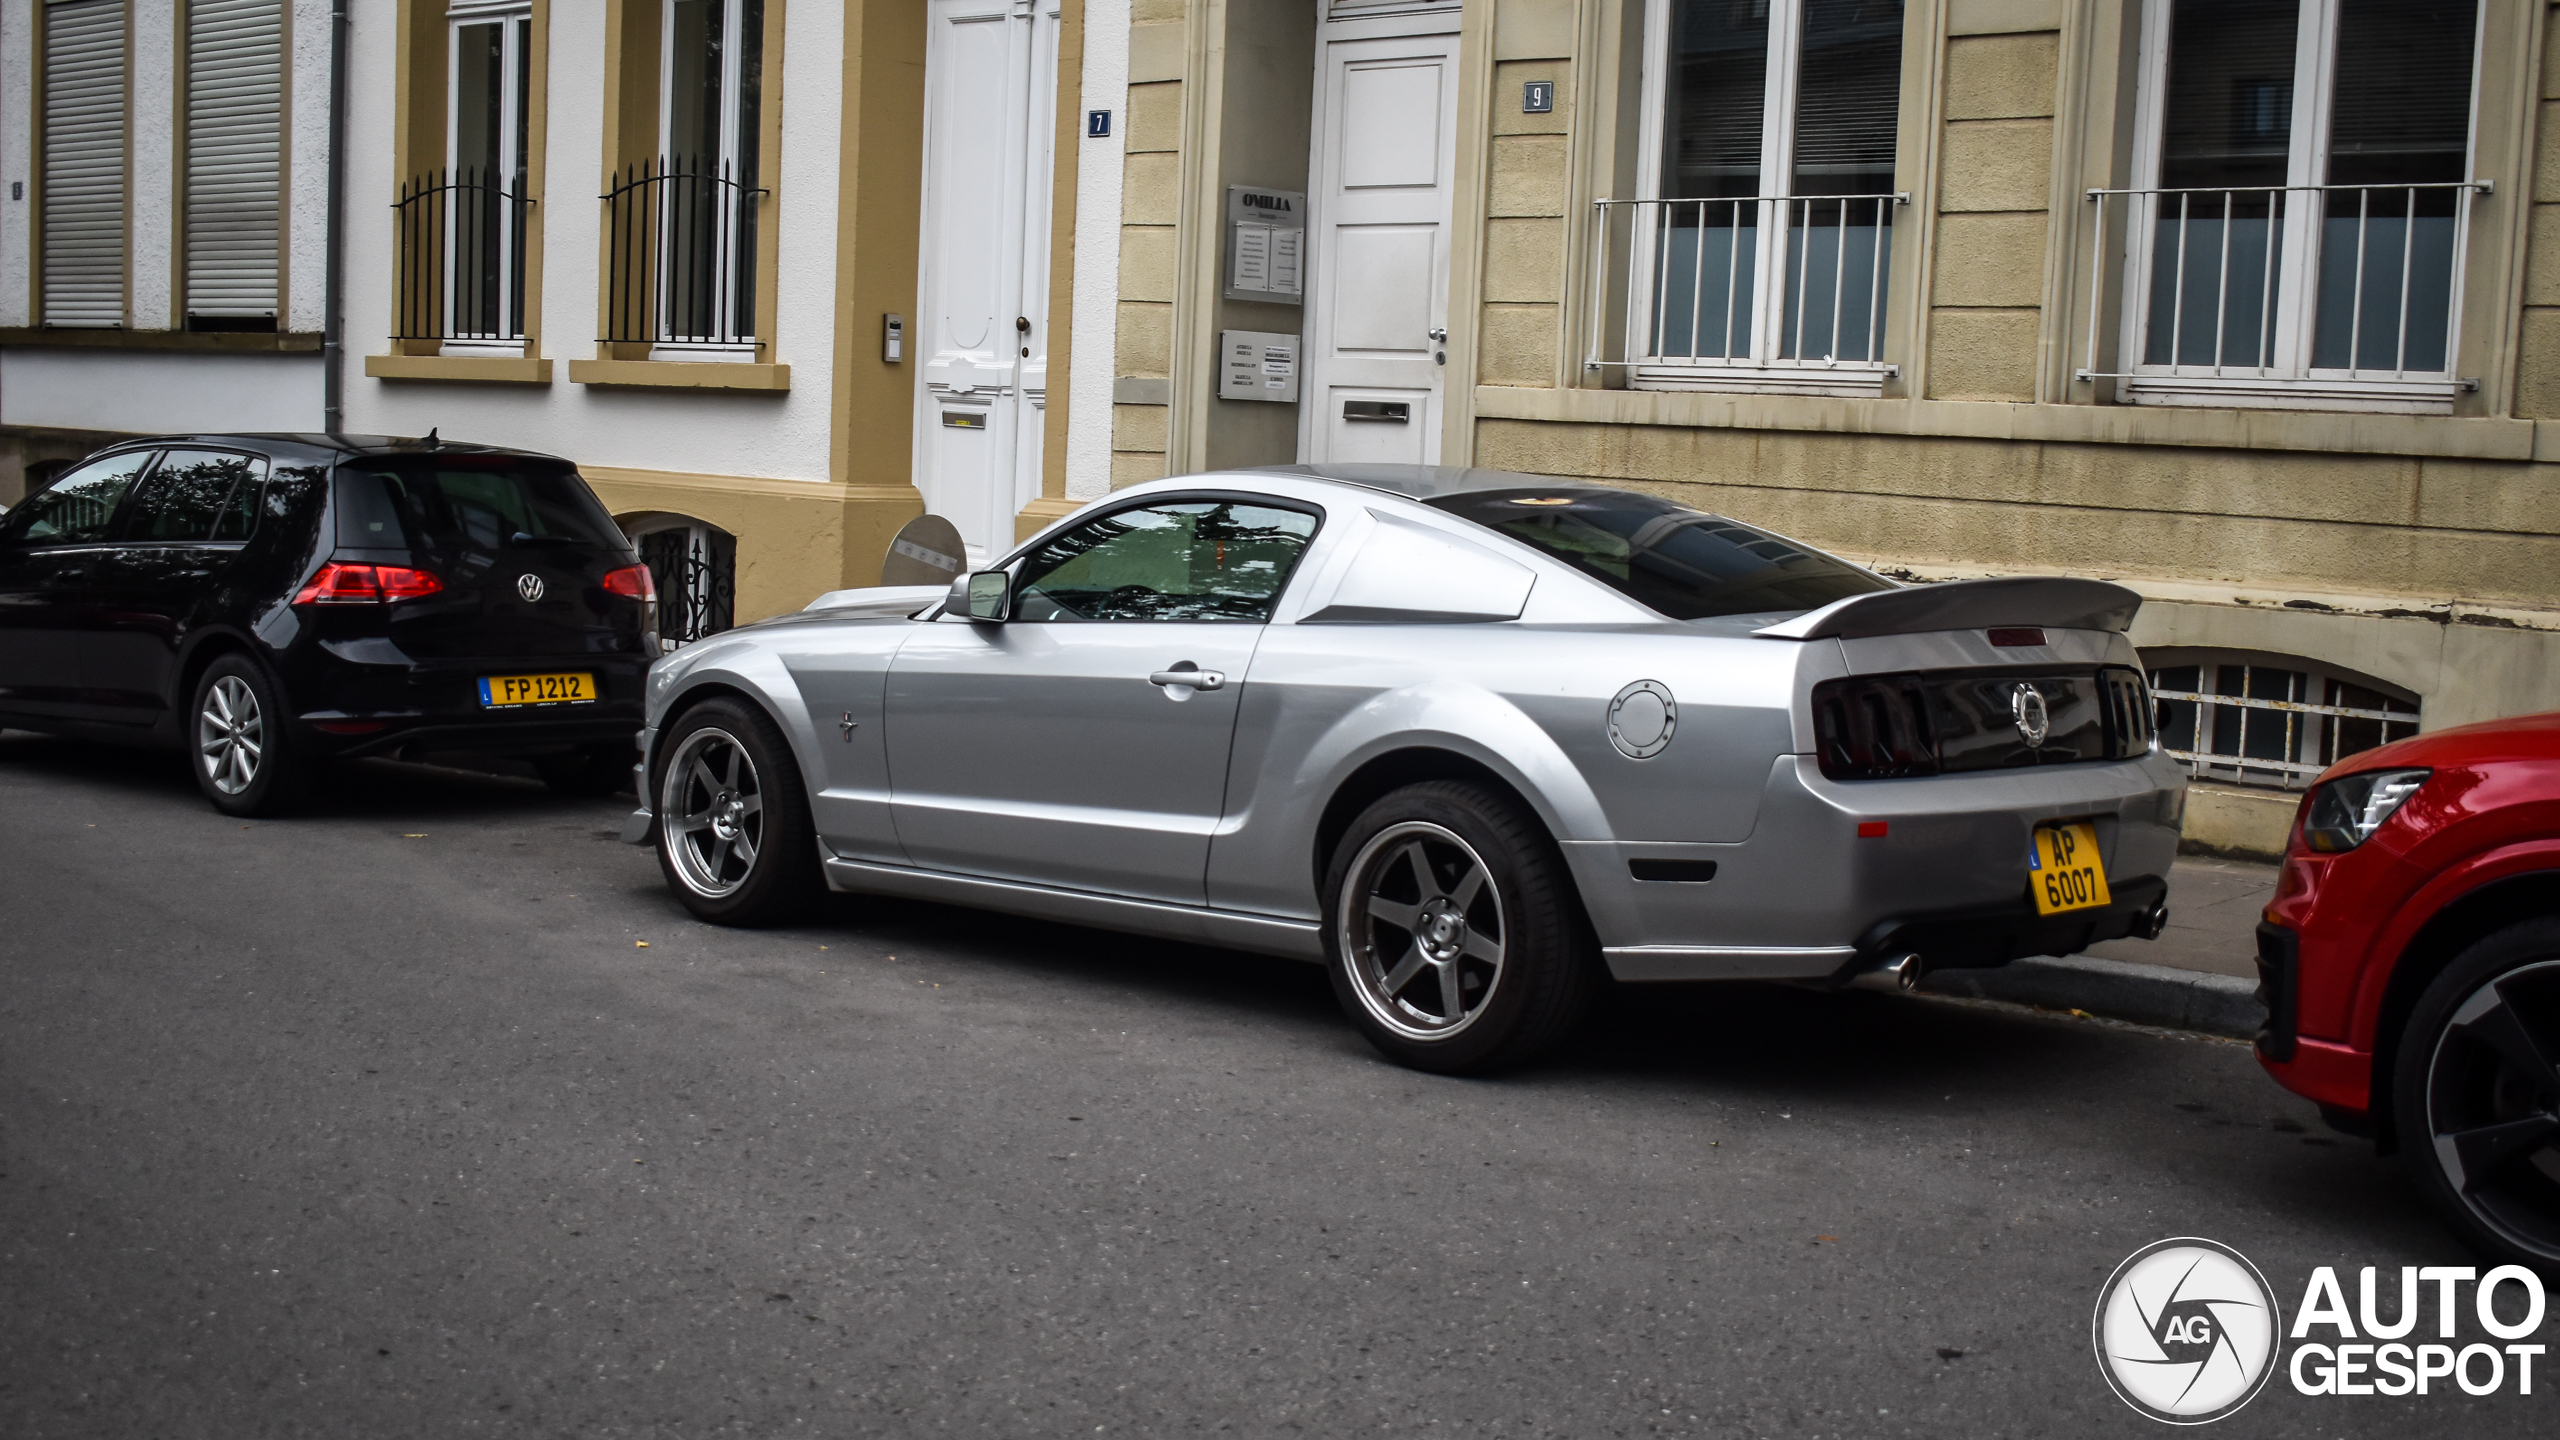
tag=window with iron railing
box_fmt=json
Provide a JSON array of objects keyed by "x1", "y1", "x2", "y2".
[
  {"x1": 2076, "y1": 0, "x2": 2484, "y2": 412},
  {"x1": 2147, "y1": 650, "x2": 2419, "y2": 790},
  {"x1": 631, "y1": 518, "x2": 737, "y2": 650},
  {"x1": 391, "y1": 5, "x2": 535, "y2": 348},
  {"x1": 1586, "y1": 0, "x2": 1905, "y2": 395},
  {"x1": 601, "y1": 0, "x2": 767, "y2": 358}
]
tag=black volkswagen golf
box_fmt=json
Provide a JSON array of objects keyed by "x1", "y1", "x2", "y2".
[{"x1": 0, "y1": 434, "x2": 656, "y2": 815}]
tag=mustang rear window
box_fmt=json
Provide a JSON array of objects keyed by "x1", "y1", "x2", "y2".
[
  {"x1": 336, "y1": 456, "x2": 625, "y2": 553},
  {"x1": 1425, "y1": 486, "x2": 1893, "y2": 620}
]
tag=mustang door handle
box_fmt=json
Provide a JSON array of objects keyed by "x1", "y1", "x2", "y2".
[{"x1": 1148, "y1": 668, "x2": 1226, "y2": 690}]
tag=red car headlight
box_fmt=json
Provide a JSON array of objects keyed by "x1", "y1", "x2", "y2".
[{"x1": 2300, "y1": 767, "x2": 2429, "y2": 853}]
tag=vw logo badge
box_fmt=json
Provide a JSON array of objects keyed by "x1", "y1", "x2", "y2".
[
  {"x1": 2092, "y1": 1237, "x2": 2280, "y2": 1423},
  {"x1": 516, "y1": 574, "x2": 545, "y2": 603},
  {"x1": 2011, "y1": 683, "x2": 2050, "y2": 747}
]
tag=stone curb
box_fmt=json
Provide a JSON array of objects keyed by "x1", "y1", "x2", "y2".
[{"x1": 1917, "y1": 954, "x2": 2265, "y2": 1039}]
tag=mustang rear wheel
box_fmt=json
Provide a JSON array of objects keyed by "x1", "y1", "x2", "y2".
[
  {"x1": 2394, "y1": 918, "x2": 2560, "y2": 1273},
  {"x1": 1324, "y1": 780, "x2": 1597, "y2": 1074},
  {"x1": 654, "y1": 698, "x2": 822, "y2": 925}
]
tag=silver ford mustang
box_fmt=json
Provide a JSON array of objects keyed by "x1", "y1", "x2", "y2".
[{"x1": 621, "y1": 464, "x2": 2185, "y2": 1072}]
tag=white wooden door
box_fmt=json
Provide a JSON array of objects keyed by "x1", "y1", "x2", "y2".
[
  {"x1": 1300, "y1": 16, "x2": 1463, "y2": 465},
  {"x1": 915, "y1": 0, "x2": 1059, "y2": 561}
]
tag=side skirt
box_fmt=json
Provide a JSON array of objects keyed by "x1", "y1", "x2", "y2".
[{"x1": 819, "y1": 856, "x2": 1326, "y2": 963}]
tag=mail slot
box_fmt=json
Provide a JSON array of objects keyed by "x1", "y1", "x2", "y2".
[{"x1": 1343, "y1": 400, "x2": 1410, "y2": 423}]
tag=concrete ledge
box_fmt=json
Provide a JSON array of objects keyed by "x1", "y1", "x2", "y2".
[
  {"x1": 0, "y1": 327, "x2": 323, "y2": 354},
  {"x1": 2181, "y1": 783, "x2": 2298, "y2": 861},
  {"x1": 1948, "y1": 0, "x2": 2065, "y2": 36},
  {"x1": 568, "y1": 359, "x2": 791, "y2": 391},
  {"x1": 365, "y1": 353, "x2": 553, "y2": 384},
  {"x1": 1921, "y1": 954, "x2": 2264, "y2": 1038}
]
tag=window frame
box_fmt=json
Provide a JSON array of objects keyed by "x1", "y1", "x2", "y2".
[
  {"x1": 0, "y1": 449, "x2": 160, "y2": 549},
  {"x1": 650, "y1": 0, "x2": 762, "y2": 358},
  {"x1": 1618, "y1": 0, "x2": 1909, "y2": 396},
  {"x1": 442, "y1": 0, "x2": 535, "y2": 351},
  {"x1": 987, "y1": 493, "x2": 1327, "y2": 626},
  {"x1": 2098, "y1": 0, "x2": 2489, "y2": 413}
]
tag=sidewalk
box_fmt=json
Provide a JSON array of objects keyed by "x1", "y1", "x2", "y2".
[{"x1": 1915, "y1": 854, "x2": 2277, "y2": 1038}]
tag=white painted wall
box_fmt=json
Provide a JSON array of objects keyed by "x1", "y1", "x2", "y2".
[
  {"x1": 286, "y1": 0, "x2": 333, "y2": 333},
  {"x1": 1, "y1": 348, "x2": 323, "y2": 431},
  {"x1": 0, "y1": 2, "x2": 32, "y2": 328},
  {"x1": 340, "y1": 0, "x2": 842, "y2": 486},
  {"x1": 130, "y1": 7, "x2": 177, "y2": 330},
  {"x1": 1061, "y1": 0, "x2": 1127, "y2": 502}
]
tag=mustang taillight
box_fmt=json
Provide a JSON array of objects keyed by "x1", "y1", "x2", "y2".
[
  {"x1": 601, "y1": 563, "x2": 656, "y2": 601},
  {"x1": 292, "y1": 561, "x2": 446, "y2": 604},
  {"x1": 1812, "y1": 676, "x2": 1940, "y2": 780}
]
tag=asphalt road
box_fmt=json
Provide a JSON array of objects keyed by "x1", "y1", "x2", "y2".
[{"x1": 0, "y1": 731, "x2": 2542, "y2": 1438}]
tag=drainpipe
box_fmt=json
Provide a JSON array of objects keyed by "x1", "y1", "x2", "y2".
[{"x1": 321, "y1": 0, "x2": 351, "y2": 434}]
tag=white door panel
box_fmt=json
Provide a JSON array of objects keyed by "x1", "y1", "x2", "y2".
[
  {"x1": 1302, "y1": 20, "x2": 1461, "y2": 466},
  {"x1": 916, "y1": 0, "x2": 1058, "y2": 562}
]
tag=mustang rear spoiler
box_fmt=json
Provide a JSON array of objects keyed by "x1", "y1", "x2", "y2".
[{"x1": 1753, "y1": 576, "x2": 2143, "y2": 641}]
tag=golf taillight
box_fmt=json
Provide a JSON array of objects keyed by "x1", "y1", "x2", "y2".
[
  {"x1": 292, "y1": 561, "x2": 446, "y2": 605},
  {"x1": 601, "y1": 563, "x2": 656, "y2": 602}
]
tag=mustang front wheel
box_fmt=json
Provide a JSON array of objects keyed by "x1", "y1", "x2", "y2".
[
  {"x1": 2395, "y1": 918, "x2": 2560, "y2": 1272},
  {"x1": 655, "y1": 699, "x2": 822, "y2": 925},
  {"x1": 1324, "y1": 780, "x2": 1596, "y2": 1074}
]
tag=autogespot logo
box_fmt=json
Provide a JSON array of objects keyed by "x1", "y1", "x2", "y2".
[{"x1": 2093, "y1": 1238, "x2": 2282, "y2": 1423}]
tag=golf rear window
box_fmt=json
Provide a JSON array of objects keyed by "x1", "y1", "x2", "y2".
[
  {"x1": 336, "y1": 456, "x2": 624, "y2": 552},
  {"x1": 1425, "y1": 486, "x2": 1893, "y2": 621}
]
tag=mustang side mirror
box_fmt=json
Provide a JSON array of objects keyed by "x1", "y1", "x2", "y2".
[{"x1": 954, "y1": 569, "x2": 1012, "y2": 623}]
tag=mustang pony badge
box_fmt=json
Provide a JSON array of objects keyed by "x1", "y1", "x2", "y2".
[{"x1": 2011, "y1": 682, "x2": 2051, "y2": 747}]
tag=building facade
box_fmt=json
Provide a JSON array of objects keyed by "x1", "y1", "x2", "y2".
[
  {"x1": 1078, "y1": 0, "x2": 2560, "y2": 852},
  {"x1": 2, "y1": 0, "x2": 334, "y2": 495}
]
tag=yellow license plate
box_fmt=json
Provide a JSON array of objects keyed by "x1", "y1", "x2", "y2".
[
  {"x1": 2029, "y1": 821, "x2": 2112, "y2": 916},
  {"x1": 478, "y1": 672, "x2": 597, "y2": 707}
]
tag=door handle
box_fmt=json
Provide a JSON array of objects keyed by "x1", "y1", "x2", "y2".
[
  {"x1": 1149, "y1": 668, "x2": 1226, "y2": 691},
  {"x1": 1428, "y1": 326, "x2": 1448, "y2": 342}
]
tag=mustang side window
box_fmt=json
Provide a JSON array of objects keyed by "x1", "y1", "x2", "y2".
[
  {"x1": 0, "y1": 451, "x2": 156, "y2": 547},
  {"x1": 1011, "y1": 501, "x2": 1320, "y2": 622}
]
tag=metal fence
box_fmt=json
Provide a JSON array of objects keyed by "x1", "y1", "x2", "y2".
[
  {"x1": 1585, "y1": 193, "x2": 1902, "y2": 374},
  {"x1": 391, "y1": 167, "x2": 532, "y2": 342},
  {"x1": 639, "y1": 523, "x2": 736, "y2": 650},
  {"x1": 600, "y1": 158, "x2": 765, "y2": 350},
  {"x1": 2077, "y1": 180, "x2": 2486, "y2": 386}
]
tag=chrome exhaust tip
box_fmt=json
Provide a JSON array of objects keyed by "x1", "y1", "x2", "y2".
[{"x1": 1848, "y1": 952, "x2": 1922, "y2": 993}]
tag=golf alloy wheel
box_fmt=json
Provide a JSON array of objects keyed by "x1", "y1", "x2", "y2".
[
  {"x1": 198, "y1": 674, "x2": 264, "y2": 797},
  {"x1": 2420, "y1": 955, "x2": 2560, "y2": 1265},
  {"x1": 1341, "y1": 821, "x2": 1508, "y2": 1041},
  {"x1": 660, "y1": 726, "x2": 766, "y2": 900}
]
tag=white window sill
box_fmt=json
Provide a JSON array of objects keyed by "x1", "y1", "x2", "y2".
[
  {"x1": 2112, "y1": 373, "x2": 2463, "y2": 416},
  {"x1": 1626, "y1": 362, "x2": 1893, "y2": 399}
]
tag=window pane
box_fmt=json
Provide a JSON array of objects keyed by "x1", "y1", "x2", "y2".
[
  {"x1": 1424, "y1": 487, "x2": 1893, "y2": 621},
  {"x1": 1655, "y1": 1, "x2": 1770, "y2": 358},
  {"x1": 336, "y1": 458, "x2": 625, "y2": 553},
  {"x1": 452, "y1": 21, "x2": 507, "y2": 337},
  {"x1": 124, "y1": 451, "x2": 258, "y2": 542},
  {"x1": 0, "y1": 451, "x2": 152, "y2": 546},
  {"x1": 1012, "y1": 503, "x2": 1320, "y2": 623},
  {"x1": 1780, "y1": 0, "x2": 1901, "y2": 363},
  {"x1": 666, "y1": 0, "x2": 725, "y2": 166},
  {"x1": 2144, "y1": 0, "x2": 2297, "y2": 369},
  {"x1": 2311, "y1": 0, "x2": 2476, "y2": 372}
]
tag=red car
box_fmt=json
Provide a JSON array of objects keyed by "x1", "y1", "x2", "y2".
[{"x1": 2258, "y1": 712, "x2": 2560, "y2": 1270}]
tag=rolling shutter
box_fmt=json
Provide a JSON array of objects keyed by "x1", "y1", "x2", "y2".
[
  {"x1": 185, "y1": 0, "x2": 285, "y2": 320},
  {"x1": 40, "y1": 0, "x2": 128, "y2": 328}
]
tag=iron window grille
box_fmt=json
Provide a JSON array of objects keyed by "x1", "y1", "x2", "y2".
[
  {"x1": 2149, "y1": 658, "x2": 2418, "y2": 790},
  {"x1": 390, "y1": 166, "x2": 533, "y2": 342},
  {"x1": 637, "y1": 521, "x2": 736, "y2": 650},
  {"x1": 599, "y1": 157, "x2": 766, "y2": 351}
]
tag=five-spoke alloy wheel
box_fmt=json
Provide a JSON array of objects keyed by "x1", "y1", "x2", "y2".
[
  {"x1": 2398, "y1": 921, "x2": 2560, "y2": 1270},
  {"x1": 1324, "y1": 780, "x2": 1596, "y2": 1074},
  {"x1": 653, "y1": 698, "x2": 822, "y2": 924},
  {"x1": 189, "y1": 653, "x2": 307, "y2": 817}
]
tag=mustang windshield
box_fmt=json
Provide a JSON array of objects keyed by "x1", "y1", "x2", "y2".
[{"x1": 1426, "y1": 486, "x2": 1893, "y2": 620}]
